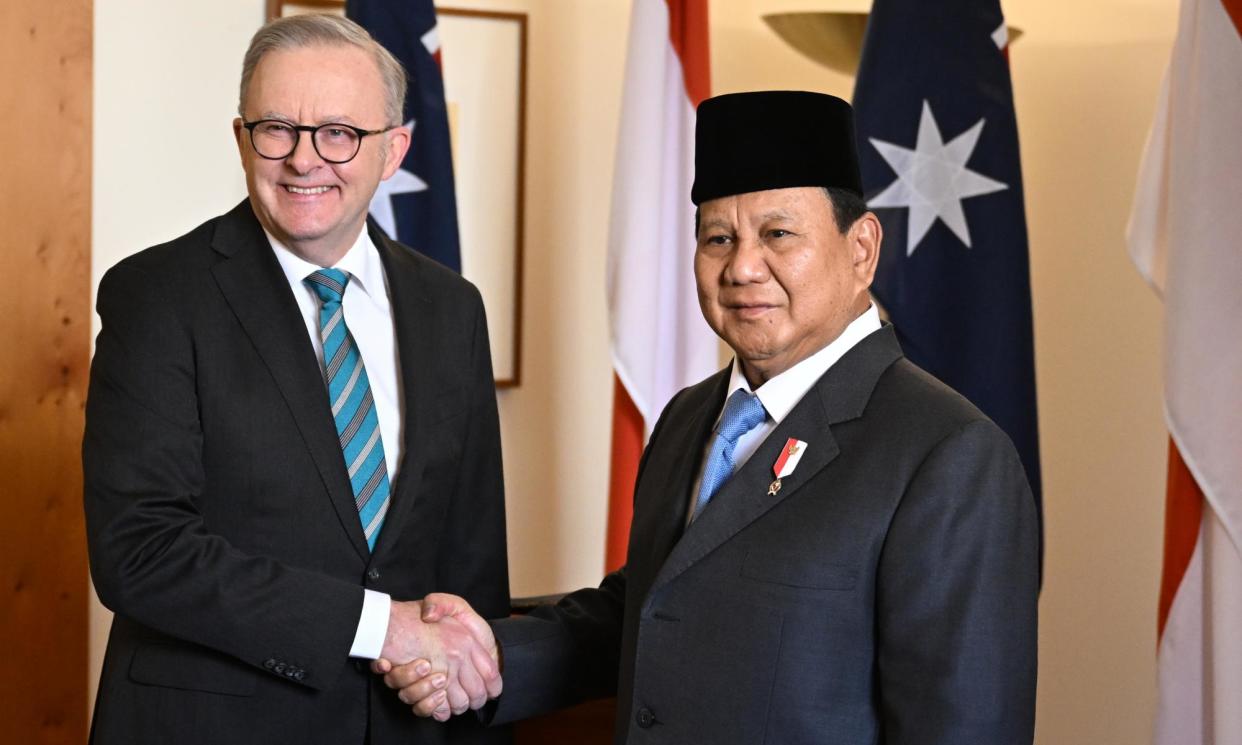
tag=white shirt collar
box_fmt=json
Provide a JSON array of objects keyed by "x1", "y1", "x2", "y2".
[
  {"x1": 267, "y1": 227, "x2": 386, "y2": 302},
  {"x1": 725, "y1": 304, "x2": 883, "y2": 424}
]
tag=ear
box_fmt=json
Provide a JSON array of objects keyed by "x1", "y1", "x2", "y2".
[
  {"x1": 849, "y1": 212, "x2": 883, "y2": 288},
  {"x1": 232, "y1": 118, "x2": 246, "y2": 159},
  {"x1": 380, "y1": 125, "x2": 412, "y2": 180}
]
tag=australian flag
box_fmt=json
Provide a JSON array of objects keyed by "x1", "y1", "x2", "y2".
[
  {"x1": 347, "y1": 0, "x2": 461, "y2": 272},
  {"x1": 852, "y1": 0, "x2": 1042, "y2": 508}
]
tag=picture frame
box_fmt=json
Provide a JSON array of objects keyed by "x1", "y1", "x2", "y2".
[{"x1": 269, "y1": 1, "x2": 528, "y2": 388}]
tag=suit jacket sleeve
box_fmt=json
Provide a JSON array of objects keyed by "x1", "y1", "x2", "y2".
[
  {"x1": 876, "y1": 418, "x2": 1039, "y2": 744},
  {"x1": 482, "y1": 568, "x2": 626, "y2": 725},
  {"x1": 84, "y1": 261, "x2": 364, "y2": 691},
  {"x1": 482, "y1": 383, "x2": 692, "y2": 724}
]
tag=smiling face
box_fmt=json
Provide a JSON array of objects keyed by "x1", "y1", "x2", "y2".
[
  {"x1": 694, "y1": 187, "x2": 882, "y2": 387},
  {"x1": 234, "y1": 43, "x2": 410, "y2": 265}
]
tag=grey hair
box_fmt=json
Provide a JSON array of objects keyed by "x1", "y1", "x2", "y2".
[{"x1": 238, "y1": 14, "x2": 407, "y2": 126}]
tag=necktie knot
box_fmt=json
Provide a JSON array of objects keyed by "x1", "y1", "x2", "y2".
[
  {"x1": 304, "y1": 268, "x2": 350, "y2": 305},
  {"x1": 690, "y1": 389, "x2": 767, "y2": 522},
  {"x1": 717, "y1": 390, "x2": 766, "y2": 445}
]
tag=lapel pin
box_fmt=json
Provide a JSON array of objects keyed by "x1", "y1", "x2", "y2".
[{"x1": 768, "y1": 438, "x2": 807, "y2": 496}]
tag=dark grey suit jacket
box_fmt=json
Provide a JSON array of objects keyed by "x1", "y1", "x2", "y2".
[
  {"x1": 84, "y1": 200, "x2": 511, "y2": 745},
  {"x1": 490, "y1": 326, "x2": 1038, "y2": 744}
]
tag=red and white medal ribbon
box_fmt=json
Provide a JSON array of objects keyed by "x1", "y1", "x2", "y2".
[{"x1": 768, "y1": 438, "x2": 808, "y2": 495}]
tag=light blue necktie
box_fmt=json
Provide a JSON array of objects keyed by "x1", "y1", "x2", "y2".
[
  {"x1": 304, "y1": 269, "x2": 391, "y2": 551},
  {"x1": 691, "y1": 389, "x2": 767, "y2": 521}
]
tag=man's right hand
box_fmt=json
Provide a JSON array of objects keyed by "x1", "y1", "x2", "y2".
[
  {"x1": 377, "y1": 597, "x2": 501, "y2": 716},
  {"x1": 378, "y1": 593, "x2": 500, "y2": 721}
]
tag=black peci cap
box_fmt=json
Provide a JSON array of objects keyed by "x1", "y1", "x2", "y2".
[{"x1": 691, "y1": 91, "x2": 863, "y2": 205}]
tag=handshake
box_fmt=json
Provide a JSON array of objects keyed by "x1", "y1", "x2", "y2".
[{"x1": 375, "y1": 593, "x2": 498, "y2": 722}]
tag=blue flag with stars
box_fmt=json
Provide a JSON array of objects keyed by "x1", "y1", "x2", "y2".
[
  {"x1": 852, "y1": 0, "x2": 1042, "y2": 509},
  {"x1": 347, "y1": 0, "x2": 461, "y2": 272}
]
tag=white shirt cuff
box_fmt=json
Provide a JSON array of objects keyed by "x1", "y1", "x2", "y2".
[{"x1": 349, "y1": 589, "x2": 392, "y2": 659}]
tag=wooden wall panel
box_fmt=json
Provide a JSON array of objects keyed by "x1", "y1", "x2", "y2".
[
  {"x1": 0, "y1": 0, "x2": 92, "y2": 741},
  {"x1": 514, "y1": 698, "x2": 615, "y2": 744}
]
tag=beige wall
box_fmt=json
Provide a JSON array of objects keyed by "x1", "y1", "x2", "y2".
[
  {"x1": 1008, "y1": 4, "x2": 1172, "y2": 742},
  {"x1": 92, "y1": 0, "x2": 1176, "y2": 741}
]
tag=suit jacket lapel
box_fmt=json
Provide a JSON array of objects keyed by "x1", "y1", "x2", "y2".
[
  {"x1": 364, "y1": 223, "x2": 436, "y2": 555},
  {"x1": 209, "y1": 201, "x2": 370, "y2": 561},
  {"x1": 649, "y1": 326, "x2": 905, "y2": 595},
  {"x1": 627, "y1": 371, "x2": 729, "y2": 590}
]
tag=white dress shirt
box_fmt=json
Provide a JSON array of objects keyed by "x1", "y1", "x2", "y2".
[
  {"x1": 268, "y1": 228, "x2": 398, "y2": 659},
  {"x1": 688, "y1": 305, "x2": 883, "y2": 521}
]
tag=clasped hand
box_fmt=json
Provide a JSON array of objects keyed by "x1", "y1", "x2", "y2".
[{"x1": 375, "y1": 593, "x2": 499, "y2": 721}]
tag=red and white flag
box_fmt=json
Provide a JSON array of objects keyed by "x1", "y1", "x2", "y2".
[
  {"x1": 1127, "y1": 0, "x2": 1242, "y2": 741},
  {"x1": 605, "y1": 0, "x2": 716, "y2": 571}
]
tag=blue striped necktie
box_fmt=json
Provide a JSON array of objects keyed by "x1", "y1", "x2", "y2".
[
  {"x1": 691, "y1": 389, "x2": 767, "y2": 522},
  {"x1": 304, "y1": 269, "x2": 391, "y2": 551}
]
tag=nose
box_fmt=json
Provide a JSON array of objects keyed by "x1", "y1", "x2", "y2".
[
  {"x1": 723, "y1": 235, "x2": 770, "y2": 284},
  {"x1": 285, "y1": 130, "x2": 325, "y2": 174}
]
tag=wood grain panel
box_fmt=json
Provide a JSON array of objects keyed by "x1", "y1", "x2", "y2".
[
  {"x1": 0, "y1": 0, "x2": 92, "y2": 741},
  {"x1": 514, "y1": 698, "x2": 616, "y2": 745}
]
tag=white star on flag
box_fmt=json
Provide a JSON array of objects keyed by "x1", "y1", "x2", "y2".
[
  {"x1": 421, "y1": 25, "x2": 440, "y2": 55},
  {"x1": 868, "y1": 100, "x2": 1008, "y2": 255},
  {"x1": 369, "y1": 119, "x2": 427, "y2": 238},
  {"x1": 991, "y1": 22, "x2": 1009, "y2": 50}
]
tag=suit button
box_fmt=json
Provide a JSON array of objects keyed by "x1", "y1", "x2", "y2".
[
  {"x1": 635, "y1": 707, "x2": 656, "y2": 728},
  {"x1": 366, "y1": 568, "x2": 381, "y2": 581},
  {"x1": 264, "y1": 659, "x2": 277, "y2": 670},
  {"x1": 274, "y1": 663, "x2": 286, "y2": 674},
  {"x1": 293, "y1": 669, "x2": 306, "y2": 681}
]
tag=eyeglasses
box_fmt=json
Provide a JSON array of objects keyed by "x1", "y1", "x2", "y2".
[{"x1": 241, "y1": 119, "x2": 396, "y2": 164}]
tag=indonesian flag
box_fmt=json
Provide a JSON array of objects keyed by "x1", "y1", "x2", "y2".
[
  {"x1": 1126, "y1": 0, "x2": 1242, "y2": 741},
  {"x1": 605, "y1": 0, "x2": 716, "y2": 571}
]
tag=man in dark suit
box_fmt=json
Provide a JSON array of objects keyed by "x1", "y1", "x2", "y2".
[
  {"x1": 83, "y1": 14, "x2": 507, "y2": 745},
  {"x1": 385, "y1": 91, "x2": 1039, "y2": 744}
]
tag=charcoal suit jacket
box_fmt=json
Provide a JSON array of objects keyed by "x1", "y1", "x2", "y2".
[
  {"x1": 84, "y1": 200, "x2": 511, "y2": 745},
  {"x1": 489, "y1": 325, "x2": 1039, "y2": 745}
]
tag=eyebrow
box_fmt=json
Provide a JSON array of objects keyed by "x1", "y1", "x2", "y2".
[{"x1": 257, "y1": 111, "x2": 361, "y2": 126}]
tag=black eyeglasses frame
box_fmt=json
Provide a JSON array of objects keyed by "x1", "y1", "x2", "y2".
[{"x1": 241, "y1": 119, "x2": 397, "y2": 164}]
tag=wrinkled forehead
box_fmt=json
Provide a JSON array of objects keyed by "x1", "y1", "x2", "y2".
[
  {"x1": 698, "y1": 186, "x2": 835, "y2": 223},
  {"x1": 244, "y1": 43, "x2": 386, "y2": 122}
]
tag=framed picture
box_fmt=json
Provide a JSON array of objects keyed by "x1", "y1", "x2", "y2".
[{"x1": 269, "y1": 1, "x2": 527, "y2": 388}]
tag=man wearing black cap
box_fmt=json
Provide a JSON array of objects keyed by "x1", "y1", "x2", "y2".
[{"x1": 382, "y1": 91, "x2": 1039, "y2": 744}]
